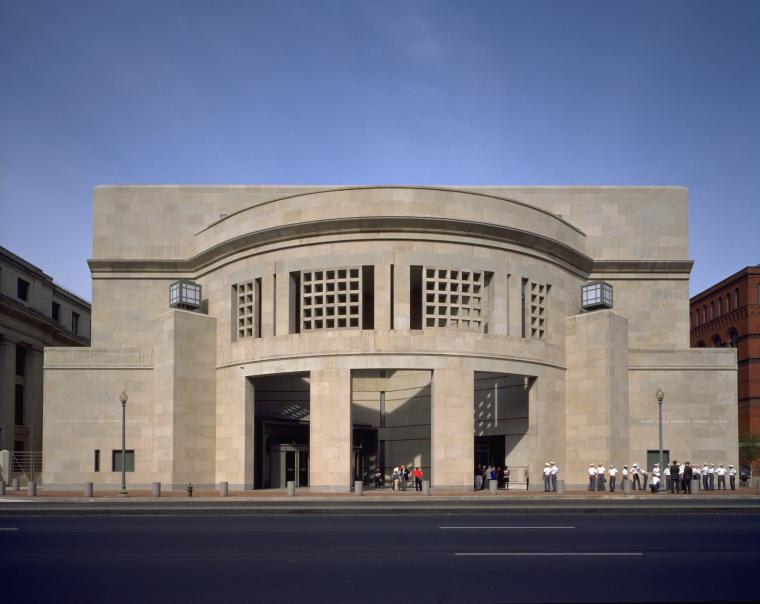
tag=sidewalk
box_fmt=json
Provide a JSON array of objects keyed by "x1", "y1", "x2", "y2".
[{"x1": 1, "y1": 485, "x2": 758, "y2": 503}]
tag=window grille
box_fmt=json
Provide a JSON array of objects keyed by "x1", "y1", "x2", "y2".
[
  {"x1": 423, "y1": 267, "x2": 484, "y2": 331},
  {"x1": 301, "y1": 267, "x2": 361, "y2": 330},
  {"x1": 234, "y1": 280, "x2": 256, "y2": 339}
]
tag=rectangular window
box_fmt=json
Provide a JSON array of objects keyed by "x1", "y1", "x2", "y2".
[
  {"x1": 289, "y1": 271, "x2": 301, "y2": 334},
  {"x1": 52, "y1": 301, "x2": 61, "y2": 322},
  {"x1": 72, "y1": 312, "x2": 80, "y2": 335},
  {"x1": 361, "y1": 265, "x2": 374, "y2": 330},
  {"x1": 390, "y1": 265, "x2": 395, "y2": 329},
  {"x1": 647, "y1": 449, "x2": 670, "y2": 471},
  {"x1": 410, "y1": 265, "x2": 423, "y2": 330},
  {"x1": 17, "y1": 278, "x2": 29, "y2": 301},
  {"x1": 112, "y1": 450, "x2": 135, "y2": 472},
  {"x1": 717, "y1": 298, "x2": 722, "y2": 316},
  {"x1": 379, "y1": 391, "x2": 386, "y2": 428},
  {"x1": 726, "y1": 294, "x2": 732, "y2": 313},
  {"x1": 94, "y1": 450, "x2": 100, "y2": 472},
  {"x1": 15, "y1": 346, "x2": 25, "y2": 376},
  {"x1": 14, "y1": 384, "x2": 24, "y2": 425},
  {"x1": 521, "y1": 278, "x2": 527, "y2": 338}
]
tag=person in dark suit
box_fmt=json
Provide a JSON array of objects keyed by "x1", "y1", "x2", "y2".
[
  {"x1": 682, "y1": 462, "x2": 693, "y2": 494},
  {"x1": 669, "y1": 461, "x2": 680, "y2": 493}
]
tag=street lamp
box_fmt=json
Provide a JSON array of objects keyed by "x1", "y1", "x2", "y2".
[
  {"x1": 656, "y1": 388, "x2": 665, "y2": 494},
  {"x1": 119, "y1": 390, "x2": 128, "y2": 497}
]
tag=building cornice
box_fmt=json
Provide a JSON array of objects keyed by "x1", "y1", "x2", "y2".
[
  {"x1": 0, "y1": 294, "x2": 90, "y2": 347},
  {"x1": 89, "y1": 215, "x2": 690, "y2": 278}
]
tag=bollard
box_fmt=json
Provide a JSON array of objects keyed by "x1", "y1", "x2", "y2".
[
  {"x1": 422, "y1": 480, "x2": 430, "y2": 496},
  {"x1": 27, "y1": 481, "x2": 36, "y2": 497},
  {"x1": 354, "y1": 480, "x2": 363, "y2": 496},
  {"x1": 692, "y1": 478, "x2": 700, "y2": 495},
  {"x1": 287, "y1": 480, "x2": 295, "y2": 497},
  {"x1": 12, "y1": 477, "x2": 20, "y2": 491},
  {"x1": 756, "y1": 479, "x2": 760, "y2": 495},
  {"x1": 219, "y1": 481, "x2": 228, "y2": 497},
  {"x1": 84, "y1": 482, "x2": 93, "y2": 497},
  {"x1": 152, "y1": 482, "x2": 161, "y2": 497},
  {"x1": 489, "y1": 479, "x2": 498, "y2": 495},
  {"x1": 556, "y1": 479, "x2": 565, "y2": 494},
  {"x1": 0, "y1": 480, "x2": 5, "y2": 495},
  {"x1": 622, "y1": 479, "x2": 632, "y2": 495}
]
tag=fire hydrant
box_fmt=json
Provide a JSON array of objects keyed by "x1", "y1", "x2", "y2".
[{"x1": 186, "y1": 483, "x2": 194, "y2": 497}]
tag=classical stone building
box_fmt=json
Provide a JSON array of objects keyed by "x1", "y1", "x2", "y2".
[
  {"x1": 1, "y1": 246, "x2": 91, "y2": 453},
  {"x1": 690, "y1": 265, "x2": 760, "y2": 450},
  {"x1": 42, "y1": 186, "x2": 737, "y2": 490}
]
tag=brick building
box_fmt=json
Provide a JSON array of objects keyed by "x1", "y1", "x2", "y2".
[{"x1": 690, "y1": 266, "x2": 760, "y2": 450}]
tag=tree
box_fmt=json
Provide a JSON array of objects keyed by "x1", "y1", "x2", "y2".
[{"x1": 738, "y1": 431, "x2": 760, "y2": 470}]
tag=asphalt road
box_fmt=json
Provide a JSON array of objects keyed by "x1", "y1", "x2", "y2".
[{"x1": 1, "y1": 513, "x2": 758, "y2": 603}]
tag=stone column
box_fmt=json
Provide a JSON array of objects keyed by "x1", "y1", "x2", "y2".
[
  {"x1": 260, "y1": 273, "x2": 275, "y2": 337},
  {"x1": 275, "y1": 271, "x2": 290, "y2": 336},
  {"x1": 565, "y1": 310, "x2": 629, "y2": 486},
  {"x1": 432, "y1": 367, "x2": 474, "y2": 489},
  {"x1": 392, "y1": 263, "x2": 410, "y2": 330},
  {"x1": 309, "y1": 368, "x2": 351, "y2": 492},
  {"x1": 489, "y1": 272, "x2": 509, "y2": 336},
  {"x1": 374, "y1": 265, "x2": 392, "y2": 330},
  {"x1": 25, "y1": 348, "x2": 43, "y2": 452},
  {"x1": 0, "y1": 340, "x2": 16, "y2": 451},
  {"x1": 508, "y1": 275, "x2": 524, "y2": 337}
]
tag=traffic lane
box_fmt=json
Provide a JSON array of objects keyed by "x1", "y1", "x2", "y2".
[
  {"x1": 4, "y1": 513, "x2": 759, "y2": 554},
  {"x1": 1, "y1": 514, "x2": 759, "y2": 603}
]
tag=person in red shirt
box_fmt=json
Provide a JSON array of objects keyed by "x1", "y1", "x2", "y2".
[{"x1": 413, "y1": 467, "x2": 423, "y2": 492}]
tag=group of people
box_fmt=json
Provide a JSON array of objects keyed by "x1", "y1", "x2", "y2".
[
  {"x1": 587, "y1": 461, "x2": 738, "y2": 494},
  {"x1": 376, "y1": 466, "x2": 424, "y2": 492},
  {"x1": 542, "y1": 462, "x2": 559, "y2": 492},
  {"x1": 474, "y1": 465, "x2": 511, "y2": 490}
]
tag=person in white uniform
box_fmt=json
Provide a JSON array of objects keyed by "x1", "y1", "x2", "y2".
[
  {"x1": 588, "y1": 464, "x2": 597, "y2": 491},
  {"x1": 596, "y1": 464, "x2": 606, "y2": 491},
  {"x1": 543, "y1": 463, "x2": 552, "y2": 492},
  {"x1": 708, "y1": 464, "x2": 716, "y2": 491},
  {"x1": 729, "y1": 465, "x2": 737, "y2": 490},
  {"x1": 609, "y1": 465, "x2": 618, "y2": 493},
  {"x1": 717, "y1": 464, "x2": 727, "y2": 490}
]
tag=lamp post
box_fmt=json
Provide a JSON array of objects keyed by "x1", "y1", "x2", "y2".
[
  {"x1": 119, "y1": 390, "x2": 128, "y2": 497},
  {"x1": 656, "y1": 388, "x2": 665, "y2": 494}
]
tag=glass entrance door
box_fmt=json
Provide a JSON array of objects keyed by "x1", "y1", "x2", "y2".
[
  {"x1": 285, "y1": 450, "x2": 296, "y2": 484},
  {"x1": 298, "y1": 450, "x2": 309, "y2": 487}
]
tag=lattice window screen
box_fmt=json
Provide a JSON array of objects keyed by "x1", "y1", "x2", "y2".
[
  {"x1": 234, "y1": 281, "x2": 256, "y2": 339},
  {"x1": 423, "y1": 267, "x2": 484, "y2": 331},
  {"x1": 529, "y1": 281, "x2": 549, "y2": 339},
  {"x1": 301, "y1": 267, "x2": 361, "y2": 330}
]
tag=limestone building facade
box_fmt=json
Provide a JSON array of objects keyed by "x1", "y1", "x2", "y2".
[
  {"x1": 42, "y1": 186, "x2": 738, "y2": 490},
  {"x1": 1, "y1": 246, "x2": 91, "y2": 452}
]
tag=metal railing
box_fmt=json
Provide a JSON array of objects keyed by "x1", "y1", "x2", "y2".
[{"x1": 10, "y1": 451, "x2": 42, "y2": 485}]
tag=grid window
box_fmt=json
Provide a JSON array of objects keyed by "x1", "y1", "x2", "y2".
[
  {"x1": 423, "y1": 267, "x2": 485, "y2": 331},
  {"x1": 52, "y1": 301, "x2": 61, "y2": 322},
  {"x1": 72, "y1": 312, "x2": 80, "y2": 336},
  {"x1": 301, "y1": 267, "x2": 361, "y2": 330},
  {"x1": 528, "y1": 281, "x2": 549, "y2": 339},
  {"x1": 234, "y1": 280, "x2": 256, "y2": 339}
]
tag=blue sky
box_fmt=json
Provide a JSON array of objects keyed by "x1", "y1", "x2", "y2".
[{"x1": 1, "y1": 1, "x2": 758, "y2": 300}]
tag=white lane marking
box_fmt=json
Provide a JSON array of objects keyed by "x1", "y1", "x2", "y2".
[
  {"x1": 440, "y1": 526, "x2": 575, "y2": 529},
  {"x1": 0, "y1": 528, "x2": 19, "y2": 531},
  {"x1": 455, "y1": 552, "x2": 642, "y2": 557},
  {"x1": 0, "y1": 499, "x2": 41, "y2": 503}
]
